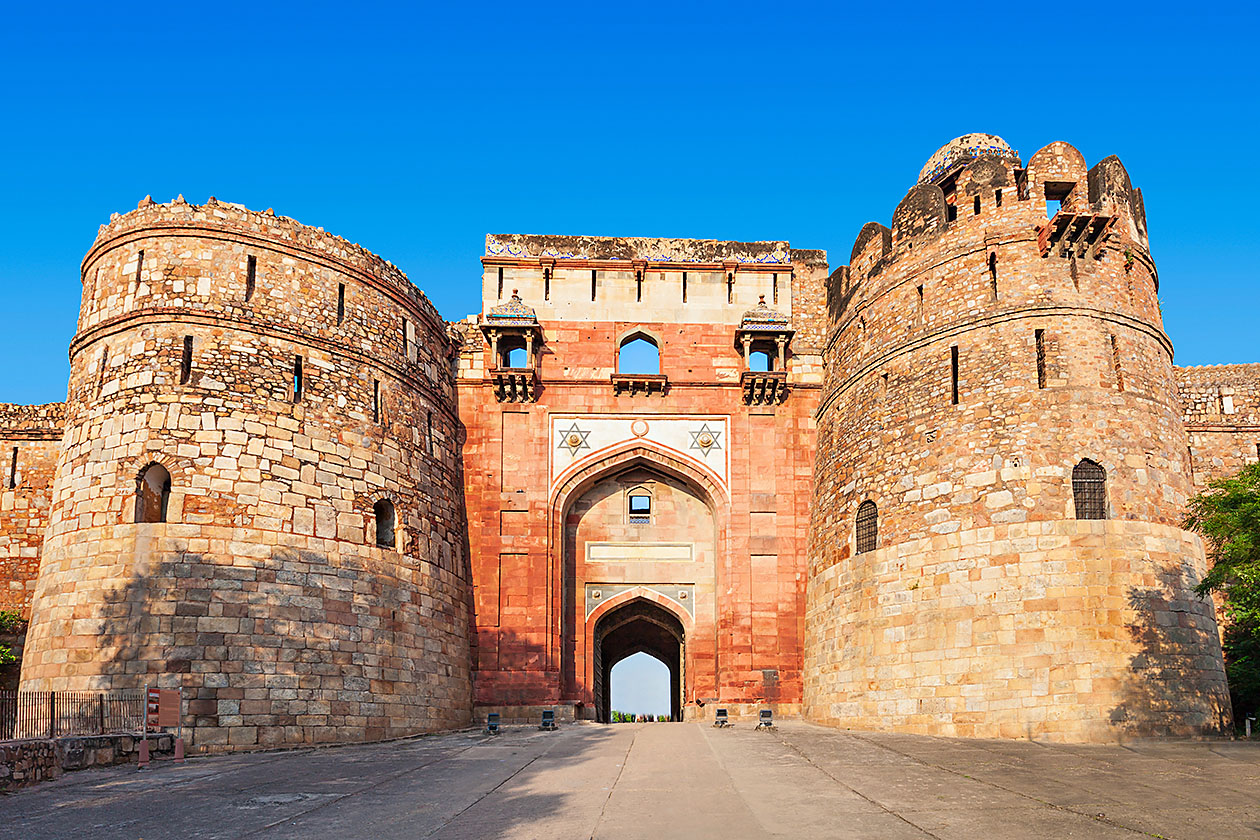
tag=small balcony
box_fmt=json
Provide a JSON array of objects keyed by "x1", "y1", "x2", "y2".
[
  {"x1": 491, "y1": 368, "x2": 538, "y2": 403},
  {"x1": 741, "y1": 370, "x2": 788, "y2": 406},
  {"x1": 611, "y1": 373, "x2": 668, "y2": 397},
  {"x1": 1037, "y1": 212, "x2": 1115, "y2": 258}
]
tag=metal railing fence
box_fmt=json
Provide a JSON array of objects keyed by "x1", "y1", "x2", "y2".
[{"x1": 0, "y1": 689, "x2": 146, "y2": 740}]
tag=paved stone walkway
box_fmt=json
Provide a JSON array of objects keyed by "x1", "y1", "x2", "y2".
[{"x1": 2, "y1": 722, "x2": 1257, "y2": 839}]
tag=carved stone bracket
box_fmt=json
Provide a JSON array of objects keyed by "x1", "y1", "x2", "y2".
[
  {"x1": 491, "y1": 369, "x2": 538, "y2": 403},
  {"x1": 611, "y1": 373, "x2": 667, "y2": 397},
  {"x1": 741, "y1": 370, "x2": 788, "y2": 406}
]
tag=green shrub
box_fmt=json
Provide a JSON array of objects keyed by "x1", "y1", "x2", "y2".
[
  {"x1": 0, "y1": 609, "x2": 25, "y2": 633},
  {"x1": 1185, "y1": 462, "x2": 1260, "y2": 728},
  {"x1": 0, "y1": 644, "x2": 15, "y2": 666}
]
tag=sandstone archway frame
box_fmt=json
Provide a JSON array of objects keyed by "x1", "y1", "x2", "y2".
[
  {"x1": 589, "y1": 593, "x2": 689, "y2": 722},
  {"x1": 548, "y1": 441, "x2": 727, "y2": 716}
]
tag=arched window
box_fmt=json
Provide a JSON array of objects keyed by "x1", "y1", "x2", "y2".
[
  {"x1": 628, "y1": 488, "x2": 652, "y2": 524},
  {"x1": 135, "y1": 463, "x2": 171, "y2": 523},
  {"x1": 374, "y1": 499, "x2": 396, "y2": 548},
  {"x1": 1072, "y1": 459, "x2": 1107, "y2": 520},
  {"x1": 505, "y1": 346, "x2": 528, "y2": 368},
  {"x1": 748, "y1": 346, "x2": 773, "y2": 372},
  {"x1": 855, "y1": 500, "x2": 878, "y2": 554},
  {"x1": 498, "y1": 336, "x2": 528, "y2": 369},
  {"x1": 618, "y1": 334, "x2": 660, "y2": 375}
]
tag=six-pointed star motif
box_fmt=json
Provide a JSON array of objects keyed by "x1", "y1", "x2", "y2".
[
  {"x1": 557, "y1": 422, "x2": 592, "y2": 456},
  {"x1": 688, "y1": 423, "x2": 723, "y2": 457}
]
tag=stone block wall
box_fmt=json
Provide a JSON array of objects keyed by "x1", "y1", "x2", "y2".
[
  {"x1": 806, "y1": 520, "x2": 1229, "y2": 741},
  {"x1": 806, "y1": 138, "x2": 1230, "y2": 741},
  {"x1": 1176, "y1": 363, "x2": 1260, "y2": 486},
  {"x1": 1, "y1": 732, "x2": 174, "y2": 791},
  {"x1": 0, "y1": 403, "x2": 64, "y2": 617},
  {"x1": 18, "y1": 198, "x2": 473, "y2": 752}
]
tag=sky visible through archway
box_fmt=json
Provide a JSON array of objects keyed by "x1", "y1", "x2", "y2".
[{"x1": 610, "y1": 652, "x2": 669, "y2": 717}]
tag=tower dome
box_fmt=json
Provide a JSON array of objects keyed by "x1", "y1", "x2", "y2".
[{"x1": 918, "y1": 133, "x2": 1020, "y2": 184}]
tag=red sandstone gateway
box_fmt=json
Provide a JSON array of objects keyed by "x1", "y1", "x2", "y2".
[{"x1": 0, "y1": 135, "x2": 1249, "y2": 750}]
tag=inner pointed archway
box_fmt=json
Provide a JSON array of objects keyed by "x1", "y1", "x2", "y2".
[
  {"x1": 610, "y1": 653, "x2": 670, "y2": 719},
  {"x1": 594, "y1": 598, "x2": 684, "y2": 722}
]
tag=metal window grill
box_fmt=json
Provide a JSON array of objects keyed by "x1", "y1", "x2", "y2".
[
  {"x1": 856, "y1": 501, "x2": 878, "y2": 554},
  {"x1": 1072, "y1": 460, "x2": 1107, "y2": 520}
]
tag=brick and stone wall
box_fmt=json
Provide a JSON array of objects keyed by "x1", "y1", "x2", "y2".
[
  {"x1": 1, "y1": 732, "x2": 173, "y2": 792},
  {"x1": 805, "y1": 137, "x2": 1231, "y2": 741},
  {"x1": 1176, "y1": 363, "x2": 1260, "y2": 487},
  {"x1": 0, "y1": 403, "x2": 64, "y2": 617},
  {"x1": 18, "y1": 198, "x2": 473, "y2": 752}
]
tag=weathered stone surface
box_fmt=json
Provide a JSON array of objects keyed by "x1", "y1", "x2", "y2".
[{"x1": 1, "y1": 134, "x2": 1255, "y2": 750}]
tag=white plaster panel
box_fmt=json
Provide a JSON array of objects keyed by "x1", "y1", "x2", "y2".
[{"x1": 550, "y1": 414, "x2": 729, "y2": 490}]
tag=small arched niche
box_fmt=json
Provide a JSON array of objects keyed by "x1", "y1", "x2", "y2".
[
  {"x1": 497, "y1": 335, "x2": 529, "y2": 369},
  {"x1": 618, "y1": 333, "x2": 660, "y2": 375},
  {"x1": 855, "y1": 499, "x2": 878, "y2": 554},
  {"x1": 374, "y1": 498, "x2": 397, "y2": 548},
  {"x1": 747, "y1": 343, "x2": 775, "y2": 372},
  {"x1": 135, "y1": 463, "x2": 172, "y2": 524}
]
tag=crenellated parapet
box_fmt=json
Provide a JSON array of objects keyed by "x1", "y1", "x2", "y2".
[
  {"x1": 806, "y1": 134, "x2": 1230, "y2": 743},
  {"x1": 19, "y1": 199, "x2": 474, "y2": 751},
  {"x1": 88, "y1": 196, "x2": 442, "y2": 327}
]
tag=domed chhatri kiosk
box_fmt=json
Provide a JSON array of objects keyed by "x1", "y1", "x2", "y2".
[{"x1": 2, "y1": 134, "x2": 1250, "y2": 752}]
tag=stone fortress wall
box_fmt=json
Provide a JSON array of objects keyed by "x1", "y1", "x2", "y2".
[
  {"x1": 0, "y1": 132, "x2": 1256, "y2": 749},
  {"x1": 806, "y1": 136, "x2": 1234, "y2": 741},
  {"x1": 16, "y1": 197, "x2": 472, "y2": 751},
  {"x1": 0, "y1": 403, "x2": 65, "y2": 616},
  {"x1": 1175, "y1": 363, "x2": 1260, "y2": 486}
]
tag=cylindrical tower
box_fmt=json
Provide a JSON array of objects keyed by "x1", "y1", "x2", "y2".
[
  {"x1": 19, "y1": 196, "x2": 472, "y2": 751},
  {"x1": 805, "y1": 135, "x2": 1230, "y2": 742}
]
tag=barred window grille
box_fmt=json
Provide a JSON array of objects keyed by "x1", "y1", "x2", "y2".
[
  {"x1": 856, "y1": 500, "x2": 878, "y2": 554},
  {"x1": 1072, "y1": 459, "x2": 1107, "y2": 520}
]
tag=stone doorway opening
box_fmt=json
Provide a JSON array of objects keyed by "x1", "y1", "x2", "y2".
[{"x1": 592, "y1": 598, "x2": 684, "y2": 722}]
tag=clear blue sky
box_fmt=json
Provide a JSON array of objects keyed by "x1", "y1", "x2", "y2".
[
  {"x1": 1, "y1": 1, "x2": 1255, "y2": 407},
  {"x1": 611, "y1": 653, "x2": 669, "y2": 717}
]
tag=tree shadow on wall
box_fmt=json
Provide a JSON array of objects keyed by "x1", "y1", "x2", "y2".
[{"x1": 1109, "y1": 565, "x2": 1233, "y2": 736}]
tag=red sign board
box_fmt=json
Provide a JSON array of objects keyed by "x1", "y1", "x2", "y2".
[{"x1": 146, "y1": 688, "x2": 181, "y2": 729}]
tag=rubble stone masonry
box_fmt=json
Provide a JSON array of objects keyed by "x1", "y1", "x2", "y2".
[
  {"x1": 2, "y1": 134, "x2": 1256, "y2": 749},
  {"x1": 16, "y1": 198, "x2": 471, "y2": 751},
  {"x1": 806, "y1": 138, "x2": 1234, "y2": 741},
  {"x1": 0, "y1": 403, "x2": 64, "y2": 617}
]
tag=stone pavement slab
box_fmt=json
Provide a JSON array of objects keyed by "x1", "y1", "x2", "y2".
[{"x1": 1, "y1": 721, "x2": 1257, "y2": 839}]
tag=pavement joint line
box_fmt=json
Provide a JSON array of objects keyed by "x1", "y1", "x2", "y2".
[
  {"x1": 760, "y1": 729, "x2": 942, "y2": 839},
  {"x1": 588, "y1": 727, "x2": 637, "y2": 840},
  {"x1": 418, "y1": 733, "x2": 567, "y2": 838},
  {"x1": 239, "y1": 738, "x2": 485, "y2": 838},
  {"x1": 832, "y1": 731, "x2": 1172, "y2": 839}
]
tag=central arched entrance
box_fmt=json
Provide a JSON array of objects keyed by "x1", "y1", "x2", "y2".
[{"x1": 593, "y1": 598, "x2": 684, "y2": 722}]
